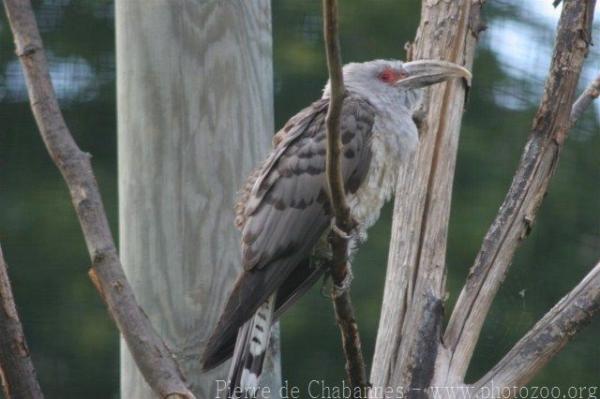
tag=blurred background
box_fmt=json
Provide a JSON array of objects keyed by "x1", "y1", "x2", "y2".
[{"x1": 0, "y1": 1, "x2": 599, "y2": 397}]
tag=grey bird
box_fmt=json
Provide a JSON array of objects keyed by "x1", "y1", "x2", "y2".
[{"x1": 201, "y1": 59, "x2": 471, "y2": 398}]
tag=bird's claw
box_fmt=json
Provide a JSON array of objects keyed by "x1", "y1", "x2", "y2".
[
  {"x1": 332, "y1": 263, "x2": 354, "y2": 298},
  {"x1": 330, "y1": 217, "x2": 352, "y2": 240}
]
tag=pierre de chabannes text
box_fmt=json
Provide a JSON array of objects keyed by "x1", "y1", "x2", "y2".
[{"x1": 215, "y1": 380, "x2": 599, "y2": 399}]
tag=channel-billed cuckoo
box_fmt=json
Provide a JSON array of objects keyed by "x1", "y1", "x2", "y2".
[{"x1": 202, "y1": 59, "x2": 471, "y2": 398}]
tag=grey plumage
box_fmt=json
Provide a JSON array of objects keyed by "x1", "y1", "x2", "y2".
[
  {"x1": 202, "y1": 95, "x2": 376, "y2": 372},
  {"x1": 201, "y1": 59, "x2": 471, "y2": 398}
]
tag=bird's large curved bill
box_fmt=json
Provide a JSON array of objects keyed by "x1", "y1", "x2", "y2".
[{"x1": 396, "y1": 60, "x2": 472, "y2": 89}]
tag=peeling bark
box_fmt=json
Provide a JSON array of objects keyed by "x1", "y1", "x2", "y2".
[{"x1": 371, "y1": 0, "x2": 483, "y2": 392}]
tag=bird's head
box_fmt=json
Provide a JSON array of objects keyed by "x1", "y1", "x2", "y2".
[{"x1": 323, "y1": 59, "x2": 471, "y2": 112}]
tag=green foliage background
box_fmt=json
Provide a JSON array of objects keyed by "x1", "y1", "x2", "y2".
[{"x1": 0, "y1": 1, "x2": 598, "y2": 397}]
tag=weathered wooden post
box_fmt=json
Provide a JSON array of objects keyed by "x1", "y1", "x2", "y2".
[{"x1": 116, "y1": 1, "x2": 277, "y2": 397}]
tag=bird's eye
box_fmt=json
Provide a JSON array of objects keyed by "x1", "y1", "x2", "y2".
[{"x1": 378, "y1": 68, "x2": 406, "y2": 84}]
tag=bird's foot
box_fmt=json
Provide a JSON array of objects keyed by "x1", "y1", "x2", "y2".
[
  {"x1": 332, "y1": 262, "x2": 354, "y2": 298},
  {"x1": 330, "y1": 217, "x2": 352, "y2": 240}
]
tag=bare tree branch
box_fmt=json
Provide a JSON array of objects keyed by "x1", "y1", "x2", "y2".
[
  {"x1": 2, "y1": 0, "x2": 195, "y2": 397},
  {"x1": 474, "y1": 258, "x2": 600, "y2": 393},
  {"x1": 322, "y1": 0, "x2": 368, "y2": 393},
  {"x1": 571, "y1": 73, "x2": 600, "y2": 125},
  {"x1": 0, "y1": 244, "x2": 44, "y2": 399},
  {"x1": 444, "y1": 0, "x2": 596, "y2": 382}
]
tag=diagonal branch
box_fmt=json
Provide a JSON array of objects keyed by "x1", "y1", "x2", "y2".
[
  {"x1": 2, "y1": 0, "x2": 194, "y2": 397},
  {"x1": 444, "y1": 0, "x2": 596, "y2": 382},
  {"x1": 474, "y1": 258, "x2": 600, "y2": 392},
  {"x1": 0, "y1": 244, "x2": 44, "y2": 399},
  {"x1": 571, "y1": 73, "x2": 600, "y2": 125},
  {"x1": 322, "y1": 0, "x2": 368, "y2": 393}
]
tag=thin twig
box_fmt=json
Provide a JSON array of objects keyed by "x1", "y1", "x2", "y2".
[
  {"x1": 571, "y1": 73, "x2": 600, "y2": 125},
  {"x1": 322, "y1": 0, "x2": 368, "y2": 394},
  {"x1": 323, "y1": 0, "x2": 349, "y2": 229},
  {"x1": 2, "y1": 0, "x2": 194, "y2": 397},
  {"x1": 0, "y1": 244, "x2": 44, "y2": 399},
  {"x1": 444, "y1": 0, "x2": 596, "y2": 382},
  {"x1": 474, "y1": 258, "x2": 600, "y2": 393}
]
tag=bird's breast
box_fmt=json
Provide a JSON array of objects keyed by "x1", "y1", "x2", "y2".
[{"x1": 347, "y1": 133, "x2": 402, "y2": 241}]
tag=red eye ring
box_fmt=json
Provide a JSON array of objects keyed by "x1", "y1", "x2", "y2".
[
  {"x1": 378, "y1": 67, "x2": 406, "y2": 84},
  {"x1": 379, "y1": 69, "x2": 395, "y2": 82}
]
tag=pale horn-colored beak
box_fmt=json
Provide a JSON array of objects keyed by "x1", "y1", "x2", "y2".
[{"x1": 395, "y1": 59, "x2": 472, "y2": 89}]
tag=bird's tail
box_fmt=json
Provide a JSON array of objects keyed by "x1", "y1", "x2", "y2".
[{"x1": 227, "y1": 295, "x2": 275, "y2": 399}]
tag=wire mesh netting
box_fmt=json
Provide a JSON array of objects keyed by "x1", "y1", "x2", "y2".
[{"x1": 0, "y1": 1, "x2": 598, "y2": 398}]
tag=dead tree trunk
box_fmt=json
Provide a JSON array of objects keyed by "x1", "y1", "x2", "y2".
[
  {"x1": 116, "y1": 1, "x2": 278, "y2": 398},
  {"x1": 372, "y1": 1, "x2": 599, "y2": 398},
  {"x1": 371, "y1": 0, "x2": 482, "y2": 393}
]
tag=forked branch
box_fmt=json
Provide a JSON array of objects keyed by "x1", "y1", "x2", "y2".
[
  {"x1": 2, "y1": 0, "x2": 194, "y2": 397},
  {"x1": 0, "y1": 244, "x2": 44, "y2": 399},
  {"x1": 466, "y1": 73, "x2": 600, "y2": 396},
  {"x1": 322, "y1": 0, "x2": 368, "y2": 393},
  {"x1": 444, "y1": 0, "x2": 597, "y2": 382}
]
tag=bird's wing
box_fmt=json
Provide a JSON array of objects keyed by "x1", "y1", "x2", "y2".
[
  {"x1": 202, "y1": 95, "x2": 376, "y2": 370},
  {"x1": 242, "y1": 95, "x2": 375, "y2": 271},
  {"x1": 233, "y1": 98, "x2": 329, "y2": 230}
]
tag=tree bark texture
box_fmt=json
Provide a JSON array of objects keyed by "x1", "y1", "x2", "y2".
[
  {"x1": 116, "y1": 1, "x2": 276, "y2": 398},
  {"x1": 371, "y1": 0, "x2": 483, "y2": 393},
  {"x1": 373, "y1": 0, "x2": 599, "y2": 397},
  {"x1": 474, "y1": 258, "x2": 600, "y2": 391},
  {"x1": 445, "y1": 0, "x2": 596, "y2": 382},
  {"x1": 3, "y1": 0, "x2": 195, "y2": 397},
  {"x1": 0, "y1": 245, "x2": 44, "y2": 399},
  {"x1": 571, "y1": 73, "x2": 600, "y2": 124},
  {"x1": 321, "y1": 0, "x2": 368, "y2": 393}
]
